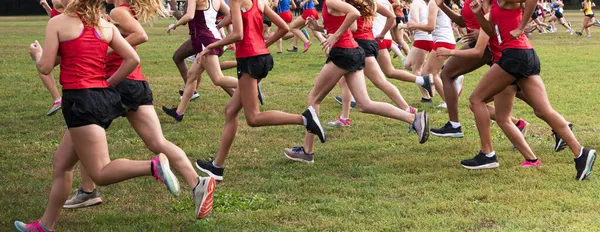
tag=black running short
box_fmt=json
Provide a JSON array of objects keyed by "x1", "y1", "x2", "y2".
[
  {"x1": 531, "y1": 11, "x2": 538, "y2": 20},
  {"x1": 263, "y1": 17, "x2": 272, "y2": 27},
  {"x1": 586, "y1": 13, "x2": 595, "y2": 18},
  {"x1": 555, "y1": 11, "x2": 563, "y2": 19},
  {"x1": 355, "y1": 39, "x2": 379, "y2": 58},
  {"x1": 114, "y1": 79, "x2": 153, "y2": 112},
  {"x1": 326, "y1": 47, "x2": 365, "y2": 72},
  {"x1": 395, "y1": 16, "x2": 404, "y2": 25},
  {"x1": 496, "y1": 48, "x2": 541, "y2": 79},
  {"x1": 62, "y1": 88, "x2": 126, "y2": 129},
  {"x1": 237, "y1": 54, "x2": 274, "y2": 79},
  {"x1": 467, "y1": 41, "x2": 494, "y2": 66}
]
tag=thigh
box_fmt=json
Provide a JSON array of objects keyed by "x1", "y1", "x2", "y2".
[
  {"x1": 238, "y1": 74, "x2": 260, "y2": 116},
  {"x1": 493, "y1": 85, "x2": 518, "y2": 119},
  {"x1": 308, "y1": 62, "x2": 349, "y2": 105},
  {"x1": 68, "y1": 125, "x2": 111, "y2": 177},
  {"x1": 422, "y1": 50, "x2": 447, "y2": 75},
  {"x1": 516, "y1": 75, "x2": 551, "y2": 111},
  {"x1": 54, "y1": 129, "x2": 80, "y2": 172},
  {"x1": 126, "y1": 105, "x2": 165, "y2": 144},
  {"x1": 363, "y1": 57, "x2": 386, "y2": 82},
  {"x1": 344, "y1": 70, "x2": 370, "y2": 103},
  {"x1": 470, "y1": 64, "x2": 517, "y2": 102},
  {"x1": 203, "y1": 55, "x2": 230, "y2": 81},
  {"x1": 289, "y1": 17, "x2": 305, "y2": 29},
  {"x1": 174, "y1": 39, "x2": 195, "y2": 61}
]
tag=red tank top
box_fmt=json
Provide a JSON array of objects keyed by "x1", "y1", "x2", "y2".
[
  {"x1": 353, "y1": 16, "x2": 375, "y2": 40},
  {"x1": 59, "y1": 23, "x2": 110, "y2": 90},
  {"x1": 235, "y1": 0, "x2": 270, "y2": 58},
  {"x1": 50, "y1": 7, "x2": 61, "y2": 18},
  {"x1": 489, "y1": 0, "x2": 532, "y2": 50},
  {"x1": 322, "y1": 0, "x2": 357, "y2": 48},
  {"x1": 105, "y1": 4, "x2": 146, "y2": 81},
  {"x1": 461, "y1": 0, "x2": 479, "y2": 32}
]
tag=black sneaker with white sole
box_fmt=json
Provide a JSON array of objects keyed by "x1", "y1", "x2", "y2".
[
  {"x1": 552, "y1": 123, "x2": 573, "y2": 152},
  {"x1": 409, "y1": 111, "x2": 429, "y2": 144},
  {"x1": 461, "y1": 151, "x2": 499, "y2": 170},
  {"x1": 162, "y1": 106, "x2": 184, "y2": 122},
  {"x1": 303, "y1": 106, "x2": 326, "y2": 143},
  {"x1": 334, "y1": 96, "x2": 357, "y2": 108},
  {"x1": 575, "y1": 148, "x2": 597, "y2": 181},
  {"x1": 431, "y1": 121, "x2": 464, "y2": 138},
  {"x1": 195, "y1": 159, "x2": 224, "y2": 181},
  {"x1": 421, "y1": 74, "x2": 434, "y2": 97},
  {"x1": 421, "y1": 97, "x2": 432, "y2": 103}
]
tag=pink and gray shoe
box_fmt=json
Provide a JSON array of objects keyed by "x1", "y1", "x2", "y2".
[
  {"x1": 14, "y1": 220, "x2": 54, "y2": 232},
  {"x1": 302, "y1": 41, "x2": 312, "y2": 53},
  {"x1": 521, "y1": 159, "x2": 541, "y2": 167},
  {"x1": 327, "y1": 117, "x2": 351, "y2": 128},
  {"x1": 46, "y1": 99, "x2": 61, "y2": 116},
  {"x1": 151, "y1": 153, "x2": 180, "y2": 196}
]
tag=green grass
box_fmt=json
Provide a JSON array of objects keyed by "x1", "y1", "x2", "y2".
[{"x1": 2, "y1": 12, "x2": 600, "y2": 231}]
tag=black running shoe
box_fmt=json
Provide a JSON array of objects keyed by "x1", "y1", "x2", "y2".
[
  {"x1": 576, "y1": 31, "x2": 583, "y2": 36},
  {"x1": 162, "y1": 106, "x2": 184, "y2": 122},
  {"x1": 421, "y1": 74, "x2": 434, "y2": 98},
  {"x1": 421, "y1": 98, "x2": 433, "y2": 103},
  {"x1": 258, "y1": 83, "x2": 265, "y2": 105},
  {"x1": 461, "y1": 151, "x2": 499, "y2": 170},
  {"x1": 431, "y1": 121, "x2": 464, "y2": 138},
  {"x1": 334, "y1": 96, "x2": 357, "y2": 108},
  {"x1": 195, "y1": 159, "x2": 224, "y2": 181},
  {"x1": 286, "y1": 47, "x2": 298, "y2": 52},
  {"x1": 552, "y1": 123, "x2": 573, "y2": 152},
  {"x1": 575, "y1": 148, "x2": 597, "y2": 181},
  {"x1": 303, "y1": 106, "x2": 326, "y2": 143}
]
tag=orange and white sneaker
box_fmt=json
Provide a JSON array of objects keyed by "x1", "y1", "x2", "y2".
[{"x1": 194, "y1": 176, "x2": 216, "y2": 219}]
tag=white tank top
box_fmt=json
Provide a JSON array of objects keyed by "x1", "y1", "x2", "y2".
[
  {"x1": 429, "y1": 1, "x2": 455, "y2": 44},
  {"x1": 372, "y1": 0, "x2": 392, "y2": 39},
  {"x1": 412, "y1": 0, "x2": 432, "y2": 41}
]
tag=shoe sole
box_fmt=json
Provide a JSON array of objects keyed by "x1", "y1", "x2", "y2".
[
  {"x1": 462, "y1": 162, "x2": 500, "y2": 170},
  {"x1": 578, "y1": 150, "x2": 596, "y2": 181},
  {"x1": 158, "y1": 153, "x2": 180, "y2": 196},
  {"x1": 418, "y1": 112, "x2": 429, "y2": 144},
  {"x1": 327, "y1": 122, "x2": 349, "y2": 128},
  {"x1": 302, "y1": 42, "x2": 312, "y2": 53},
  {"x1": 195, "y1": 162, "x2": 224, "y2": 182},
  {"x1": 198, "y1": 177, "x2": 216, "y2": 219},
  {"x1": 424, "y1": 74, "x2": 434, "y2": 97},
  {"x1": 431, "y1": 131, "x2": 464, "y2": 138},
  {"x1": 46, "y1": 105, "x2": 62, "y2": 116},
  {"x1": 63, "y1": 197, "x2": 103, "y2": 209},
  {"x1": 308, "y1": 106, "x2": 326, "y2": 143},
  {"x1": 284, "y1": 152, "x2": 314, "y2": 164}
]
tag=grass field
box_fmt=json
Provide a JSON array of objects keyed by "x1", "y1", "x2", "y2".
[{"x1": 2, "y1": 11, "x2": 600, "y2": 231}]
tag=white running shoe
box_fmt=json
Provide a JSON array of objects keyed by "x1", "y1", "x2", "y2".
[
  {"x1": 186, "y1": 55, "x2": 196, "y2": 62},
  {"x1": 438, "y1": 102, "x2": 447, "y2": 109},
  {"x1": 455, "y1": 75, "x2": 464, "y2": 96}
]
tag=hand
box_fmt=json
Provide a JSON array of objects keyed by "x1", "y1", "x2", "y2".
[
  {"x1": 509, "y1": 28, "x2": 524, "y2": 39},
  {"x1": 300, "y1": 2, "x2": 306, "y2": 7},
  {"x1": 375, "y1": 34, "x2": 385, "y2": 41},
  {"x1": 436, "y1": 47, "x2": 452, "y2": 57},
  {"x1": 321, "y1": 33, "x2": 339, "y2": 51},
  {"x1": 470, "y1": 0, "x2": 483, "y2": 14},
  {"x1": 464, "y1": 29, "x2": 479, "y2": 42},
  {"x1": 167, "y1": 23, "x2": 177, "y2": 34},
  {"x1": 29, "y1": 40, "x2": 42, "y2": 61},
  {"x1": 406, "y1": 21, "x2": 416, "y2": 30},
  {"x1": 196, "y1": 50, "x2": 209, "y2": 64},
  {"x1": 305, "y1": 17, "x2": 320, "y2": 31},
  {"x1": 39, "y1": 0, "x2": 49, "y2": 7}
]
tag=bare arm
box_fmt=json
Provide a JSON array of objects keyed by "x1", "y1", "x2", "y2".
[
  {"x1": 40, "y1": 0, "x2": 52, "y2": 16},
  {"x1": 439, "y1": 26, "x2": 490, "y2": 58},
  {"x1": 408, "y1": 2, "x2": 437, "y2": 33},
  {"x1": 107, "y1": 25, "x2": 140, "y2": 86},
  {"x1": 376, "y1": 2, "x2": 395, "y2": 39},
  {"x1": 436, "y1": 0, "x2": 466, "y2": 27},
  {"x1": 217, "y1": 0, "x2": 232, "y2": 28},
  {"x1": 168, "y1": 0, "x2": 197, "y2": 32},
  {"x1": 110, "y1": 8, "x2": 148, "y2": 47},
  {"x1": 169, "y1": 0, "x2": 184, "y2": 19},
  {"x1": 323, "y1": 0, "x2": 360, "y2": 49},
  {"x1": 30, "y1": 17, "x2": 60, "y2": 74},
  {"x1": 511, "y1": 0, "x2": 536, "y2": 38},
  {"x1": 203, "y1": 0, "x2": 244, "y2": 51},
  {"x1": 264, "y1": 2, "x2": 290, "y2": 46}
]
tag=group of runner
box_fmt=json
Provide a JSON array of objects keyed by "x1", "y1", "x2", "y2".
[{"x1": 15, "y1": 0, "x2": 598, "y2": 230}]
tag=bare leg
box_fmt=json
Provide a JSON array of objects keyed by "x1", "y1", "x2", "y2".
[
  {"x1": 339, "y1": 78, "x2": 352, "y2": 119},
  {"x1": 493, "y1": 86, "x2": 537, "y2": 160},
  {"x1": 421, "y1": 49, "x2": 448, "y2": 101},
  {"x1": 79, "y1": 166, "x2": 95, "y2": 192},
  {"x1": 172, "y1": 39, "x2": 196, "y2": 85},
  {"x1": 378, "y1": 49, "x2": 417, "y2": 83},
  {"x1": 288, "y1": 18, "x2": 309, "y2": 44},
  {"x1": 213, "y1": 88, "x2": 243, "y2": 167},
  {"x1": 39, "y1": 73, "x2": 61, "y2": 101},
  {"x1": 364, "y1": 57, "x2": 410, "y2": 110}
]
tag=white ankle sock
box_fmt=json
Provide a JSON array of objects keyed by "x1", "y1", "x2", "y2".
[
  {"x1": 212, "y1": 160, "x2": 222, "y2": 168},
  {"x1": 54, "y1": 98, "x2": 61, "y2": 103},
  {"x1": 415, "y1": 76, "x2": 424, "y2": 85},
  {"x1": 485, "y1": 151, "x2": 496, "y2": 158},
  {"x1": 449, "y1": 121, "x2": 461, "y2": 128},
  {"x1": 302, "y1": 116, "x2": 307, "y2": 126}
]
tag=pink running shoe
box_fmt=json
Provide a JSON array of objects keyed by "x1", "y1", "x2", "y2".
[
  {"x1": 327, "y1": 117, "x2": 351, "y2": 128},
  {"x1": 151, "y1": 153, "x2": 180, "y2": 196},
  {"x1": 516, "y1": 119, "x2": 528, "y2": 136},
  {"x1": 408, "y1": 106, "x2": 418, "y2": 114},
  {"x1": 302, "y1": 41, "x2": 312, "y2": 53},
  {"x1": 46, "y1": 99, "x2": 61, "y2": 116},
  {"x1": 14, "y1": 220, "x2": 54, "y2": 232},
  {"x1": 521, "y1": 159, "x2": 541, "y2": 167}
]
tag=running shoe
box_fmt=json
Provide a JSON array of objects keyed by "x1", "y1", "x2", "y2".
[
  {"x1": 570, "y1": 29, "x2": 574, "y2": 35},
  {"x1": 186, "y1": 55, "x2": 196, "y2": 62},
  {"x1": 431, "y1": 121, "x2": 464, "y2": 138},
  {"x1": 546, "y1": 25, "x2": 553, "y2": 31},
  {"x1": 302, "y1": 41, "x2": 312, "y2": 53},
  {"x1": 303, "y1": 106, "x2": 326, "y2": 143},
  {"x1": 151, "y1": 153, "x2": 180, "y2": 196},
  {"x1": 284, "y1": 146, "x2": 314, "y2": 163},
  {"x1": 409, "y1": 111, "x2": 429, "y2": 144},
  {"x1": 521, "y1": 159, "x2": 541, "y2": 168},
  {"x1": 63, "y1": 188, "x2": 103, "y2": 209},
  {"x1": 14, "y1": 220, "x2": 54, "y2": 232},
  {"x1": 179, "y1": 89, "x2": 200, "y2": 101},
  {"x1": 301, "y1": 28, "x2": 310, "y2": 40},
  {"x1": 334, "y1": 96, "x2": 357, "y2": 108},
  {"x1": 552, "y1": 123, "x2": 573, "y2": 152},
  {"x1": 576, "y1": 31, "x2": 583, "y2": 36},
  {"x1": 438, "y1": 102, "x2": 447, "y2": 109},
  {"x1": 258, "y1": 83, "x2": 265, "y2": 105},
  {"x1": 193, "y1": 176, "x2": 216, "y2": 219},
  {"x1": 327, "y1": 117, "x2": 351, "y2": 128},
  {"x1": 162, "y1": 106, "x2": 184, "y2": 122},
  {"x1": 516, "y1": 119, "x2": 528, "y2": 136},
  {"x1": 195, "y1": 159, "x2": 224, "y2": 181},
  {"x1": 575, "y1": 148, "x2": 597, "y2": 181},
  {"x1": 407, "y1": 106, "x2": 418, "y2": 114},
  {"x1": 421, "y1": 98, "x2": 433, "y2": 103},
  {"x1": 286, "y1": 46, "x2": 298, "y2": 52},
  {"x1": 461, "y1": 151, "x2": 499, "y2": 170},
  {"x1": 595, "y1": 19, "x2": 600, "y2": 26},
  {"x1": 46, "y1": 99, "x2": 62, "y2": 116},
  {"x1": 422, "y1": 74, "x2": 434, "y2": 97},
  {"x1": 227, "y1": 45, "x2": 236, "y2": 52},
  {"x1": 455, "y1": 75, "x2": 464, "y2": 96}
]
